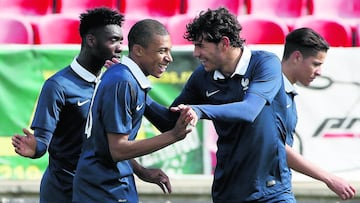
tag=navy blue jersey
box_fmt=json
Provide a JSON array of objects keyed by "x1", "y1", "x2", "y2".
[
  {"x1": 283, "y1": 75, "x2": 298, "y2": 146},
  {"x1": 172, "y1": 47, "x2": 292, "y2": 202},
  {"x1": 31, "y1": 57, "x2": 99, "y2": 199},
  {"x1": 73, "y1": 56, "x2": 150, "y2": 202}
]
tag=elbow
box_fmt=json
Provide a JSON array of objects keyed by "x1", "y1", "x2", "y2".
[{"x1": 110, "y1": 149, "x2": 128, "y2": 162}]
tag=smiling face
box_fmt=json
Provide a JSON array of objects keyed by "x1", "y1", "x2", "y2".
[
  {"x1": 294, "y1": 51, "x2": 327, "y2": 86},
  {"x1": 138, "y1": 34, "x2": 173, "y2": 78},
  {"x1": 193, "y1": 39, "x2": 222, "y2": 72}
]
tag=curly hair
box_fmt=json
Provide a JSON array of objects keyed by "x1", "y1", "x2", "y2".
[
  {"x1": 282, "y1": 27, "x2": 329, "y2": 60},
  {"x1": 79, "y1": 7, "x2": 124, "y2": 38},
  {"x1": 184, "y1": 7, "x2": 245, "y2": 47}
]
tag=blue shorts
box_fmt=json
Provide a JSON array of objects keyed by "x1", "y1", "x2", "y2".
[
  {"x1": 244, "y1": 189, "x2": 297, "y2": 203},
  {"x1": 40, "y1": 167, "x2": 73, "y2": 203},
  {"x1": 73, "y1": 175, "x2": 138, "y2": 203},
  {"x1": 108, "y1": 175, "x2": 139, "y2": 203}
]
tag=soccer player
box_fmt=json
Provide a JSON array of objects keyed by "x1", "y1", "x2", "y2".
[
  {"x1": 72, "y1": 19, "x2": 194, "y2": 203},
  {"x1": 282, "y1": 27, "x2": 356, "y2": 200},
  {"x1": 169, "y1": 7, "x2": 295, "y2": 202},
  {"x1": 11, "y1": 7, "x2": 124, "y2": 202}
]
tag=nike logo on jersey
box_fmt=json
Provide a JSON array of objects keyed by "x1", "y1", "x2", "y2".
[
  {"x1": 206, "y1": 90, "x2": 220, "y2": 97},
  {"x1": 286, "y1": 104, "x2": 291, "y2": 108},
  {"x1": 77, "y1": 99, "x2": 90, "y2": 106},
  {"x1": 136, "y1": 103, "x2": 144, "y2": 111}
]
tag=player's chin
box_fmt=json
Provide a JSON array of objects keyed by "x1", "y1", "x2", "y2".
[
  {"x1": 153, "y1": 70, "x2": 166, "y2": 78},
  {"x1": 152, "y1": 72, "x2": 163, "y2": 78}
]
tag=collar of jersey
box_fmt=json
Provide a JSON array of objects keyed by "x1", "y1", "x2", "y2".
[
  {"x1": 283, "y1": 74, "x2": 298, "y2": 95},
  {"x1": 213, "y1": 46, "x2": 251, "y2": 80},
  {"x1": 70, "y1": 56, "x2": 101, "y2": 83},
  {"x1": 121, "y1": 55, "x2": 152, "y2": 90}
]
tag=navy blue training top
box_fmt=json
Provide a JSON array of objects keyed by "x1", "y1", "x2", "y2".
[
  {"x1": 31, "y1": 57, "x2": 98, "y2": 181},
  {"x1": 283, "y1": 75, "x2": 298, "y2": 146},
  {"x1": 171, "y1": 48, "x2": 292, "y2": 202},
  {"x1": 73, "y1": 56, "x2": 151, "y2": 202}
]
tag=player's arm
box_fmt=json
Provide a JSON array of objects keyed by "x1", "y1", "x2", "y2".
[
  {"x1": 172, "y1": 54, "x2": 280, "y2": 123},
  {"x1": 12, "y1": 80, "x2": 61, "y2": 159},
  {"x1": 14, "y1": 79, "x2": 63, "y2": 158},
  {"x1": 144, "y1": 95, "x2": 179, "y2": 132},
  {"x1": 131, "y1": 159, "x2": 172, "y2": 193},
  {"x1": 108, "y1": 107, "x2": 193, "y2": 161},
  {"x1": 286, "y1": 145, "x2": 356, "y2": 200},
  {"x1": 172, "y1": 92, "x2": 266, "y2": 123}
]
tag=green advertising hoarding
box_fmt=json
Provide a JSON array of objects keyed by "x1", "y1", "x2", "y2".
[{"x1": 0, "y1": 45, "x2": 205, "y2": 180}]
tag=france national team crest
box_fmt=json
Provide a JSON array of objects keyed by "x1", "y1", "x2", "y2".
[{"x1": 241, "y1": 78, "x2": 249, "y2": 91}]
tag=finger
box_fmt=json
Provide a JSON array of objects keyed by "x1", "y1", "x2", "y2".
[
  {"x1": 174, "y1": 104, "x2": 188, "y2": 111},
  {"x1": 22, "y1": 128, "x2": 32, "y2": 136},
  {"x1": 185, "y1": 114, "x2": 194, "y2": 125},
  {"x1": 164, "y1": 181, "x2": 172, "y2": 194},
  {"x1": 11, "y1": 135, "x2": 19, "y2": 143},
  {"x1": 104, "y1": 60, "x2": 112, "y2": 68},
  {"x1": 179, "y1": 104, "x2": 190, "y2": 111},
  {"x1": 158, "y1": 173, "x2": 171, "y2": 193},
  {"x1": 347, "y1": 186, "x2": 356, "y2": 198},
  {"x1": 349, "y1": 185, "x2": 356, "y2": 194},
  {"x1": 11, "y1": 139, "x2": 18, "y2": 147},
  {"x1": 189, "y1": 110, "x2": 198, "y2": 126},
  {"x1": 161, "y1": 180, "x2": 172, "y2": 194},
  {"x1": 179, "y1": 108, "x2": 190, "y2": 120},
  {"x1": 104, "y1": 57, "x2": 120, "y2": 68},
  {"x1": 157, "y1": 182, "x2": 166, "y2": 193},
  {"x1": 170, "y1": 107, "x2": 180, "y2": 112},
  {"x1": 342, "y1": 190, "x2": 352, "y2": 200},
  {"x1": 11, "y1": 140, "x2": 18, "y2": 148},
  {"x1": 185, "y1": 128, "x2": 193, "y2": 134},
  {"x1": 14, "y1": 143, "x2": 22, "y2": 153},
  {"x1": 11, "y1": 136, "x2": 21, "y2": 146},
  {"x1": 111, "y1": 57, "x2": 121, "y2": 63},
  {"x1": 190, "y1": 117, "x2": 198, "y2": 126}
]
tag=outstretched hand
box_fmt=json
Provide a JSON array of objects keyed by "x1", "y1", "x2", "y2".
[
  {"x1": 172, "y1": 106, "x2": 195, "y2": 141},
  {"x1": 170, "y1": 104, "x2": 198, "y2": 127},
  {"x1": 11, "y1": 128, "x2": 36, "y2": 158}
]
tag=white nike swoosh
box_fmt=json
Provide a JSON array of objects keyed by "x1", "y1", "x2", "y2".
[
  {"x1": 286, "y1": 104, "x2": 291, "y2": 108},
  {"x1": 206, "y1": 90, "x2": 220, "y2": 97},
  {"x1": 62, "y1": 168, "x2": 75, "y2": 177},
  {"x1": 136, "y1": 103, "x2": 144, "y2": 111},
  {"x1": 77, "y1": 99, "x2": 90, "y2": 106}
]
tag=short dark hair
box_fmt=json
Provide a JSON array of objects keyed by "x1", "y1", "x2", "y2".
[
  {"x1": 282, "y1": 27, "x2": 330, "y2": 60},
  {"x1": 79, "y1": 7, "x2": 124, "y2": 38},
  {"x1": 128, "y1": 19, "x2": 169, "y2": 51},
  {"x1": 184, "y1": 7, "x2": 244, "y2": 47}
]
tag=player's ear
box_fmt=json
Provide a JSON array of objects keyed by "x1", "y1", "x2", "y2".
[
  {"x1": 220, "y1": 36, "x2": 230, "y2": 47},
  {"x1": 133, "y1": 44, "x2": 143, "y2": 57},
  {"x1": 86, "y1": 34, "x2": 96, "y2": 47},
  {"x1": 293, "y1": 50, "x2": 303, "y2": 63},
  {"x1": 219, "y1": 36, "x2": 231, "y2": 52}
]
